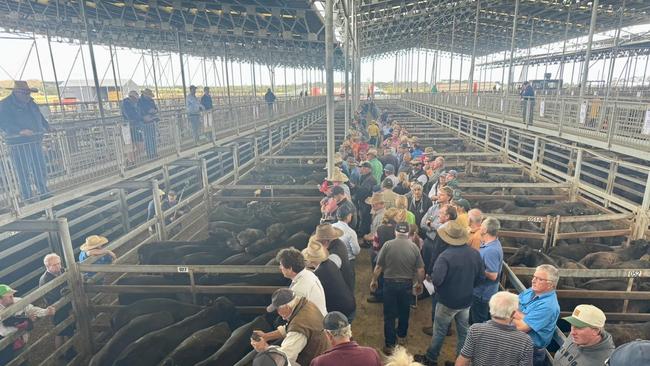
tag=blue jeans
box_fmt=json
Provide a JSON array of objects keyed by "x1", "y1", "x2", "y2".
[
  {"x1": 371, "y1": 253, "x2": 384, "y2": 299},
  {"x1": 533, "y1": 347, "x2": 547, "y2": 366},
  {"x1": 469, "y1": 295, "x2": 490, "y2": 325},
  {"x1": 9, "y1": 142, "x2": 49, "y2": 200},
  {"x1": 383, "y1": 279, "x2": 412, "y2": 347},
  {"x1": 425, "y1": 302, "x2": 470, "y2": 362},
  {"x1": 142, "y1": 123, "x2": 158, "y2": 159},
  {"x1": 189, "y1": 114, "x2": 201, "y2": 143}
]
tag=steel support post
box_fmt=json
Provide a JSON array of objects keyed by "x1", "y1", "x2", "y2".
[
  {"x1": 570, "y1": 149, "x2": 583, "y2": 201},
  {"x1": 80, "y1": 0, "x2": 106, "y2": 125},
  {"x1": 232, "y1": 144, "x2": 240, "y2": 183},
  {"x1": 524, "y1": 20, "x2": 535, "y2": 82},
  {"x1": 468, "y1": 1, "x2": 480, "y2": 95},
  {"x1": 449, "y1": 16, "x2": 456, "y2": 93},
  {"x1": 151, "y1": 52, "x2": 160, "y2": 98},
  {"x1": 177, "y1": 32, "x2": 188, "y2": 104},
  {"x1": 45, "y1": 29, "x2": 64, "y2": 116},
  {"x1": 151, "y1": 179, "x2": 167, "y2": 240},
  {"x1": 415, "y1": 49, "x2": 420, "y2": 92},
  {"x1": 557, "y1": 7, "x2": 572, "y2": 97},
  {"x1": 506, "y1": 0, "x2": 520, "y2": 94},
  {"x1": 325, "y1": 0, "x2": 336, "y2": 178},
  {"x1": 393, "y1": 53, "x2": 399, "y2": 93},
  {"x1": 604, "y1": 1, "x2": 625, "y2": 141},
  {"x1": 579, "y1": 0, "x2": 599, "y2": 100},
  {"x1": 344, "y1": 21, "x2": 350, "y2": 133},
  {"x1": 58, "y1": 218, "x2": 94, "y2": 357},
  {"x1": 635, "y1": 173, "x2": 650, "y2": 238}
]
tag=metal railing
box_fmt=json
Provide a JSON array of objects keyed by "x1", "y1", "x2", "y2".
[
  {"x1": 0, "y1": 96, "x2": 325, "y2": 216},
  {"x1": 404, "y1": 92, "x2": 650, "y2": 152}
]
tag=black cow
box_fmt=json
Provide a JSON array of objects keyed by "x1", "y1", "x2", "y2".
[
  {"x1": 111, "y1": 298, "x2": 202, "y2": 331},
  {"x1": 160, "y1": 322, "x2": 231, "y2": 366}
]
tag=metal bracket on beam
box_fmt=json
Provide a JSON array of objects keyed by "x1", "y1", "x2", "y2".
[{"x1": 0, "y1": 220, "x2": 60, "y2": 233}]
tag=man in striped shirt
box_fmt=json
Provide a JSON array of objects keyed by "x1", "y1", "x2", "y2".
[{"x1": 456, "y1": 291, "x2": 533, "y2": 366}]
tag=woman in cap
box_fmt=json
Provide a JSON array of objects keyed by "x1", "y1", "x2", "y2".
[{"x1": 78, "y1": 235, "x2": 116, "y2": 281}]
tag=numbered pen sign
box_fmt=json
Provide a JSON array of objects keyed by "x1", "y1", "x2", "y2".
[
  {"x1": 539, "y1": 101, "x2": 545, "y2": 117},
  {"x1": 643, "y1": 110, "x2": 650, "y2": 135},
  {"x1": 177, "y1": 266, "x2": 189, "y2": 273}
]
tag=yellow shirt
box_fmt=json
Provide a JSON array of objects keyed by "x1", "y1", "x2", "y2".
[
  {"x1": 457, "y1": 213, "x2": 469, "y2": 228},
  {"x1": 367, "y1": 123, "x2": 380, "y2": 137}
]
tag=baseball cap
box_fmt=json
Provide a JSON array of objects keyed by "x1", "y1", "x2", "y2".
[
  {"x1": 266, "y1": 288, "x2": 295, "y2": 312},
  {"x1": 384, "y1": 164, "x2": 395, "y2": 173},
  {"x1": 382, "y1": 178, "x2": 394, "y2": 189},
  {"x1": 399, "y1": 143, "x2": 409, "y2": 149},
  {"x1": 563, "y1": 304, "x2": 606, "y2": 328},
  {"x1": 359, "y1": 161, "x2": 372, "y2": 169},
  {"x1": 447, "y1": 169, "x2": 458, "y2": 177},
  {"x1": 336, "y1": 206, "x2": 352, "y2": 219},
  {"x1": 606, "y1": 340, "x2": 650, "y2": 366},
  {"x1": 323, "y1": 311, "x2": 349, "y2": 331},
  {"x1": 331, "y1": 186, "x2": 345, "y2": 196},
  {"x1": 395, "y1": 222, "x2": 409, "y2": 234},
  {"x1": 0, "y1": 284, "x2": 17, "y2": 297}
]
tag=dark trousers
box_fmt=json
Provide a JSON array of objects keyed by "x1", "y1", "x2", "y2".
[
  {"x1": 383, "y1": 280, "x2": 412, "y2": 347},
  {"x1": 9, "y1": 142, "x2": 49, "y2": 200},
  {"x1": 533, "y1": 347, "x2": 548, "y2": 366},
  {"x1": 422, "y1": 238, "x2": 435, "y2": 274},
  {"x1": 189, "y1": 114, "x2": 202, "y2": 143},
  {"x1": 523, "y1": 99, "x2": 535, "y2": 126},
  {"x1": 370, "y1": 253, "x2": 384, "y2": 299},
  {"x1": 359, "y1": 203, "x2": 372, "y2": 236},
  {"x1": 469, "y1": 295, "x2": 490, "y2": 325},
  {"x1": 142, "y1": 123, "x2": 158, "y2": 159}
]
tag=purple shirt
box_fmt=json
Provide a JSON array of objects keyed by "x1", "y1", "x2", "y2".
[{"x1": 309, "y1": 341, "x2": 382, "y2": 366}]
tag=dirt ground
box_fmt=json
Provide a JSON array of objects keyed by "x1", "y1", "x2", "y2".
[{"x1": 353, "y1": 247, "x2": 458, "y2": 364}]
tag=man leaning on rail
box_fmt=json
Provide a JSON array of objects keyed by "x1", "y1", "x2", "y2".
[{"x1": 0, "y1": 80, "x2": 52, "y2": 201}]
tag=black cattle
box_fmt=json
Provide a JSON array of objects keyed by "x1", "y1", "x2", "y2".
[
  {"x1": 138, "y1": 241, "x2": 196, "y2": 263},
  {"x1": 160, "y1": 322, "x2": 231, "y2": 366},
  {"x1": 114, "y1": 297, "x2": 239, "y2": 366},
  {"x1": 247, "y1": 248, "x2": 282, "y2": 265},
  {"x1": 607, "y1": 321, "x2": 650, "y2": 346},
  {"x1": 220, "y1": 252, "x2": 255, "y2": 265},
  {"x1": 548, "y1": 243, "x2": 614, "y2": 262},
  {"x1": 196, "y1": 315, "x2": 273, "y2": 366},
  {"x1": 111, "y1": 298, "x2": 202, "y2": 331},
  {"x1": 89, "y1": 312, "x2": 174, "y2": 366},
  {"x1": 116, "y1": 276, "x2": 191, "y2": 305}
]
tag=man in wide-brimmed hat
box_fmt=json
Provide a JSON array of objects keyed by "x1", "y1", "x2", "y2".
[
  {"x1": 415, "y1": 212, "x2": 484, "y2": 366},
  {"x1": 0, "y1": 283, "x2": 56, "y2": 364},
  {"x1": 364, "y1": 192, "x2": 386, "y2": 242},
  {"x1": 78, "y1": 235, "x2": 116, "y2": 282},
  {"x1": 303, "y1": 238, "x2": 356, "y2": 319},
  {"x1": 0, "y1": 80, "x2": 51, "y2": 200},
  {"x1": 313, "y1": 224, "x2": 354, "y2": 293}
]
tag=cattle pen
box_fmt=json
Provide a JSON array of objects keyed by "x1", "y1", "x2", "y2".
[{"x1": 2, "y1": 0, "x2": 650, "y2": 365}]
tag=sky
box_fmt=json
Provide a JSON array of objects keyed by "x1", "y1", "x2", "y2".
[{"x1": 1, "y1": 22, "x2": 649, "y2": 92}]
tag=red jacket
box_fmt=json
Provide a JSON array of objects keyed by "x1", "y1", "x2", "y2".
[{"x1": 309, "y1": 341, "x2": 382, "y2": 366}]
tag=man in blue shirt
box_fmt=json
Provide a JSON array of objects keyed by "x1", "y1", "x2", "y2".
[
  {"x1": 520, "y1": 81, "x2": 535, "y2": 126},
  {"x1": 469, "y1": 217, "x2": 503, "y2": 325},
  {"x1": 513, "y1": 264, "x2": 560, "y2": 366}
]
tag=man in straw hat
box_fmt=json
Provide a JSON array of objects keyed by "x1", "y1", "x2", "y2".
[
  {"x1": 303, "y1": 238, "x2": 355, "y2": 319},
  {"x1": 415, "y1": 215, "x2": 484, "y2": 366},
  {"x1": 275, "y1": 248, "x2": 326, "y2": 316},
  {"x1": 313, "y1": 224, "x2": 354, "y2": 294},
  {"x1": 0, "y1": 284, "x2": 56, "y2": 364},
  {"x1": 363, "y1": 192, "x2": 386, "y2": 244},
  {"x1": 78, "y1": 235, "x2": 116, "y2": 282},
  {"x1": 253, "y1": 288, "x2": 329, "y2": 366},
  {"x1": 0, "y1": 80, "x2": 51, "y2": 200},
  {"x1": 371, "y1": 222, "x2": 425, "y2": 355},
  {"x1": 553, "y1": 304, "x2": 614, "y2": 366}
]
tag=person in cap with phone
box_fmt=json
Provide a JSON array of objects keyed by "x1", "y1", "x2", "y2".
[
  {"x1": 553, "y1": 304, "x2": 615, "y2": 366},
  {"x1": 253, "y1": 289, "x2": 329, "y2": 366}
]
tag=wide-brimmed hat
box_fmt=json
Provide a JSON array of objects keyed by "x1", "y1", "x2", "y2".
[
  {"x1": 365, "y1": 192, "x2": 385, "y2": 205},
  {"x1": 313, "y1": 223, "x2": 343, "y2": 241},
  {"x1": 141, "y1": 88, "x2": 154, "y2": 97},
  {"x1": 367, "y1": 149, "x2": 378, "y2": 157},
  {"x1": 437, "y1": 220, "x2": 469, "y2": 246},
  {"x1": 7, "y1": 80, "x2": 38, "y2": 93},
  {"x1": 563, "y1": 304, "x2": 606, "y2": 328},
  {"x1": 424, "y1": 147, "x2": 435, "y2": 154},
  {"x1": 302, "y1": 237, "x2": 329, "y2": 264},
  {"x1": 80, "y1": 235, "x2": 109, "y2": 251},
  {"x1": 328, "y1": 168, "x2": 349, "y2": 183}
]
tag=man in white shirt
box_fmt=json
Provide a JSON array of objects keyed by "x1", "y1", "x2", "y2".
[
  {"x1": 332, "y1": 206, "x2": 361, "y2": 291},
  {"x1": 276, "y1": 248, "x2": 327, "y2": 316}
]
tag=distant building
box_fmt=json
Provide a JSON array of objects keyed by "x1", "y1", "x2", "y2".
[{"x1": 59, "y1": 79, "x2": 139, "y2": 103}]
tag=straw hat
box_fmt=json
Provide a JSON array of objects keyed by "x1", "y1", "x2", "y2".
[
  {"x1": 313, "y1": 223, "x2": 343, "y2": 241},
  {"x1": 329, "y1": 168, "x2": 349, "y2": 183},
  {"x1": 80, "y1": 235, "x2": 109, "y2": 251},
  {"x1": 302, "y1": 237, "x2": 329, "y2": 264},
  {"x1": 141, "y1": 88, "x2": 155, "y2": 97},
  {"x1": 367, "y1": 148, "x2": 378, "y2": 157},
  {"x1": 7, "y1": 80, "x2": 38, "y2": 93},
  {"x1": 437, "y1": 221, "x2": 469, "y2": 246},
  {"x1": 365, "y1": 192, "x2": 385, "y2": 205}
]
